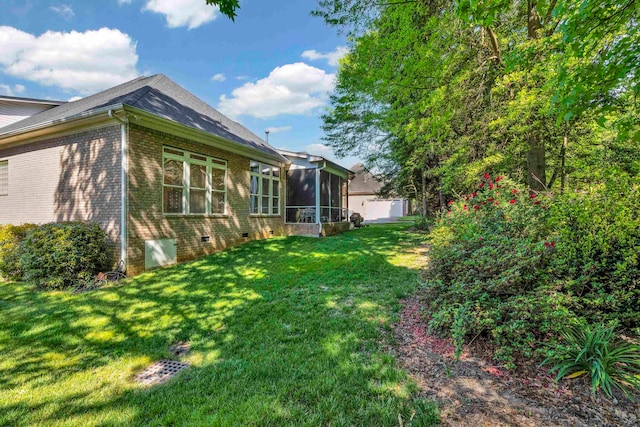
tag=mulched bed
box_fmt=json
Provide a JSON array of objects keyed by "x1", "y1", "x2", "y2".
[{"x1": 387, "y1": 293, "x2": 640, "y2": 426}]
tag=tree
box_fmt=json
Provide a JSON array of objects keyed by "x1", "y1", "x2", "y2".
[
  {"x1": 316, "y1": 0, "x2": 637, "y2": 205},
  {"x1": 205, "y1": 0, "x2": 241, "y2": 20}
]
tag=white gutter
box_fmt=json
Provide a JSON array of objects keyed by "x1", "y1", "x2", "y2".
[
  {"x1": 0, "y1": 103, "x2": 124, "y2": 142},
  {"x1": 108, "y1": 110, "x2": 129, "y2": 270}
]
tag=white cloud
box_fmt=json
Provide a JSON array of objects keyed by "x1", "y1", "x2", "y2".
[
  {"x1": 265, "y1": 126, "x2": 292, "y2": 133},
  {"x1": 218, "y1": 62, "x2": 335, "y2": 119},
  {"x1": 0, "y1": 83, "x2": 26, "y2": 96},
  {"x1": 143, "y1": 0, "x2": 219, "y2": 29},
  {"x1": 50, "y1": 4, "x2": 74, "y2": 20},
  {"x1": 68, "y1": 96, "x2": 82, "y2": 102},
  {"x1": 235, "y1": 75, "x2": 250, "y2": 81},
  {"x1": 0, "y1": 26, "x2": 139, "y2": 95},
  {"x1": 117, "y1": 0, "x2": 132, "y2": 4},
  {"x1": 211, "y1": 73, "x2": 226, "y2": 82},
  {"x1": 305, "y1": 143, "x2": 333, "y2": 156},
  {"x1": 301, "y1": 46, "x2": 349, "y2": 67}
]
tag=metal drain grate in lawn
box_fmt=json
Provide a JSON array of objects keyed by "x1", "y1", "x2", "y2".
[{"x1": 135, "y1": 360, "x2": 190, "y2": 386}]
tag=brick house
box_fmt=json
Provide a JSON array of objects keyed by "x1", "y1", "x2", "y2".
[{"x1": 0, "y1": 75, "x2": 351, "y2": 276}]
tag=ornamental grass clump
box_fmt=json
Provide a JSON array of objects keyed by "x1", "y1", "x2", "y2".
[{"x1": 543, "y1": 323, "x2": 640, "y2": 400}]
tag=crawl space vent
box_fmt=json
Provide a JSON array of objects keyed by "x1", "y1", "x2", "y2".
[{"x1": 242, "y1": 232, "x2": 249, "y2": 238}]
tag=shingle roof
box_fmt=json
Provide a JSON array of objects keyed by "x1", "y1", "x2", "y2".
[
  {"x1": 0, "y1": 74, "x2": 284, "y2": 160},
  {"x1": 0, "y1": 95, "x2": 64, "y2": 105},
  {"x1": 349, "y1": 163, "x2": 384, "y2": 194}
]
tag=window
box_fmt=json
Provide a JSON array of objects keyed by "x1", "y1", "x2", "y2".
[
  {"x1": 0, "y1": 161, "x2": 7, "y2": 196},
  {"x1": 162, "y1": 147, "x2": 227, "y2": 215},
  {"x1": 250, "y1": 161, "x2": 280, "y2": 215}
]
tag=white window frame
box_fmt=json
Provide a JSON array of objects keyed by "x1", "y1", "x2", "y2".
[
  {"x1": 250, "y1": 161, "x2": 281, "y2": 216},
  {"x1": 0, "y1": 160, "x2": 7, "y2": 196},
  {"x1": 162, "y1": 147, "x2": 227, "y2": 215}
]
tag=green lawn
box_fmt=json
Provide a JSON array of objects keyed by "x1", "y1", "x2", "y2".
[
  {"x1": 0, "y1": 224, "x2": 437, "y2": 426},
  {"x1": 397, "y1": 215, "x2": 421, "y2": 222}
]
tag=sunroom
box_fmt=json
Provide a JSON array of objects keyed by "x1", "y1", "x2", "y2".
[{"x1": 279, "y1": 150, "x2": 353, "y2": 237}]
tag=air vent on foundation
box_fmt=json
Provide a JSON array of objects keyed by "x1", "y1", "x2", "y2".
[
  {"x1": 269, "y1": 230, "x2": 274, "y2": 235},
  {"x1": 201, "y1": 236, "x2": 210, "y2": 243},
  {"x1": 242, "y1": 232, "x2": 249, "y2": 238}
]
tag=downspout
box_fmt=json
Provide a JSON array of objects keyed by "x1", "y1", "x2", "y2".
[
  {"x1": 108, "y1": 110, "x2": 128, "y2": 270},
  {"x1": 315, "y1": 160, "x2": 327, "y2": 236}
]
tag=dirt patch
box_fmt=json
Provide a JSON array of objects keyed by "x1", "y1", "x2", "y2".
[{"x1": 387, "y1": 294, "x2": 640, "y2": 426}]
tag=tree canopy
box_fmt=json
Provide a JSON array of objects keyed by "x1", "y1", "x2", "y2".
[
  {"x1": 205, "y1": 0, "x2": 240, "y2": 20},
  {"x1": 315, "y1": 0, "x2": 640, "y2": 210}
]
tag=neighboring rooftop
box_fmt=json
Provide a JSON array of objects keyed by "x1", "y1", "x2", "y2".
[
  {"x1": 0, "y1": 74, "x2": 284, "y2": 160},
  {"x1": 0, "y1": 95, "x2": 65, "y2": 106},
  {"x1": 349, "y1": 163, "x2": 384, "y2": 195}
]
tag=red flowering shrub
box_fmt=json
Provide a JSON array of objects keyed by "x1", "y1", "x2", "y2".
[
  {"x1": 425, "y1": 175, "x2": 572, "y2": 367},
  {"x1": 425, "y1": 172, "x2": 640, "y2": 367}
]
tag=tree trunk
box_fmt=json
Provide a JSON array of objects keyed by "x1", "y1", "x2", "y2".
[
  {"x1": 560, "y1": 132, "x2": 567, "y2": 194},
  {"x1": 527, "y1": 0, "x2": 541, "y2": 39},
  {"x1": 439, "y1": 183, "x2": 447, "y2": 213},
  {"x1": 485, "y1": 26, "x2": 503, "y2": 65},
  {"x1": 421, "y1": 170, "x2": 428, "y2": 216},
  {"x1": 525, "y1": 2, "x2": 546, "y2": 191},
  {"x1": 527, "y1": 135, "x2": 546, "y2": 191}
]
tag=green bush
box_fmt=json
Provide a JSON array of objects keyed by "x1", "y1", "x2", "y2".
[
  {"x1": 425, "y1": 175, "x2": 574, "y2": 366},
  {"x1": 542, "y1": 323, "x2": 640, "y2": 399},
  {"x1": 0, "y1": 223, "x2": 38, "y2": 280},
  {"x1": 549, "y1": 173, "x2": 640, "y2": 334},
  {"x1": 21, "y1": 222, "x2": 110, "y2": 289},
  {"x1": 425, "y1": 172, "x2": 640, "y2": 369},
  {"x1": 412, "y1": 215, "x2": 431, "y2": 231}
]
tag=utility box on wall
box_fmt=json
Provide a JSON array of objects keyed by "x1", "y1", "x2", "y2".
[{"x1": 145, "y1": 238, "x2": 177, "y2": 270}]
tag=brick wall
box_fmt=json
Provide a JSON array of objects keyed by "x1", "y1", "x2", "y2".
[
  {"x1": 284, "y1": 223, "x2": 319, "y2": 237},
  {"x1": 0, "y1": 126, "x2": 122, "y2": 262},
  {"x1": 126, "y1": 124, "x2": 285, "y2": 275},
  {"x1": 321, "y1": 222, "x2": 350, "y2": 236}
]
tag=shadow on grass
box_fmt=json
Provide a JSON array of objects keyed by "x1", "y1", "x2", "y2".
[{"x1": 0, "y1": 224, "x2": 438, "y2": 426}]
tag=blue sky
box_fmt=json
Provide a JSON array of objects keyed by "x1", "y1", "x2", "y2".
[{"x1": 0, "y1": 0, "x2": 361, "y2": 167}]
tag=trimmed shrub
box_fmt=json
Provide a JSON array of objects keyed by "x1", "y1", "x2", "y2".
[
  {"x1": 21, "y1": 222, "x2": 109, "y2": 289},
  {"x1": 0, "y1": 223, "x2": 38, "y2": 280}
]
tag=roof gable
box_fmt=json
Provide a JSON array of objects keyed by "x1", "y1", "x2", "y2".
[
  {"x1": 0, "y1": 74, "x2": 284, "y2": 160},
  {"x1": 349, "y1": 163, "x2": 384, "y2": 194}
]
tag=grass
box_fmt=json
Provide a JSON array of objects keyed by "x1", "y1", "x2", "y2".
[
  {"x1": 397, "y1": 215, "x2": 421, "y2": 222},
  {"x1": 0, "y1": 223, "x2": 438, "y2": 426}
]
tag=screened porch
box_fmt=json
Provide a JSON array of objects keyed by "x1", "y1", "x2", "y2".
[{"x1": 285, "y1": 168, "x2": 349, "y2": 224}]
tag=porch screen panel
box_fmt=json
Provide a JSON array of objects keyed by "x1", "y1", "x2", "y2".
[
  {"x1": 286, "y1": 169, "x2": 316, "y2": 223},
  {"x1": 320, "y1": 170, "x2": 330, "y2": 206},
  {"x1": 330, "y1": 175, "x2": 341, "y2": 221},
  {"x1": 286, "y1": 170, "x2": 316, "y2": 206}
]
